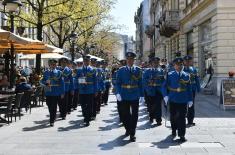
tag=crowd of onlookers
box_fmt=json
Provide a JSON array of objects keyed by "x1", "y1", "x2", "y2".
[{"x1": 0, "y1": 65, "x2": 42, "y2": 93}]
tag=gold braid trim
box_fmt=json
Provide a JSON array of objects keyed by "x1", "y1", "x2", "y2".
[{"x1": 50, "y1": 72, "x2": 62, "y2": 81}]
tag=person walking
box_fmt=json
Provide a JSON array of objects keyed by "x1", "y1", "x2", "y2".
[
  {"x1": 143, "y1": 57, "x2": 165, "y2": 125},
  {"x1": 183, "y1": 55, "x2": 200, "y2": 126},
  {"x1": 75, "y1": 55, "x2": 97, "y2": 126},
  {"x1": 116, "y1": 52, "x2": 144, "y2": 142},
  {"x1": 162, "y1": 57, "x2": 193, "y2": 142},
  {"x1": 40, "y1": 59, "x2": 65, "y2": 127}
]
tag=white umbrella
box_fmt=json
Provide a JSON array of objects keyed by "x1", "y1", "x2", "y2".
[
  {"x1": 19, "y1": 53, "x2": 68, "y2": 60},
  {"x1": 74, "y1": 54, "x2": 104, "y2": 62}
]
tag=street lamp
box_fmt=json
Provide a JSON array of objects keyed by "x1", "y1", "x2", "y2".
[
  {"x1": 69, "y1": 31, "x2": 78, "y2": 61},
  {"x1": 2, "y1": 0, "x2": 22, "y2": 88}
]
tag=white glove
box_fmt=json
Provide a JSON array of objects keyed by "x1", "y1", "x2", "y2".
[
  {"x1": 116, "y1": 94, "x2": 122, "y2": 102},
  {"x1": 164, "y1": 96, "x2": 169, "y2": 106},
  {"x1": 139, "y1": 97, "x2": 145, "y2": 104},
  {"x1": 188, "y1": 101, "x2": 193, "y2": 108}
]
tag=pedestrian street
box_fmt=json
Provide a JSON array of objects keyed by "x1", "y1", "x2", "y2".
[{"x1": 0, "y1": 93, "x2": 235, "y2": 155}]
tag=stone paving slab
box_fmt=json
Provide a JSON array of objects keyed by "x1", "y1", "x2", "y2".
[{"x1": 0, "y1": 93, "x2": 235, "y2": 155}]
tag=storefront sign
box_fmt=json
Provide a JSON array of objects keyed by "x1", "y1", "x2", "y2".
[{"x1": 221, "y1": 79, "x2": 235, "y2": 106}]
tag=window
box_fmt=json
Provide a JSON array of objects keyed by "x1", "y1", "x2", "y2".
[
  {"x1": 187, "y1": 31, "x2": 194, "y2": 55},
  {"x1": 171, "y1": 0, "x2": 179, "y2": 10}
]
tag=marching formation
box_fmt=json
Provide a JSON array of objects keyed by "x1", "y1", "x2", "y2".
[
  {"x1": 40, "y1": 51, "x2": 200, "y2": 143},
  {"x1": 40, "y1": 56, "x2": 111, "y2": 127}
]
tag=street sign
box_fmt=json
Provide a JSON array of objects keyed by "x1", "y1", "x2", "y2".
[{"x1": 221, "y1": 79, "x2": 235, "y2": 109}]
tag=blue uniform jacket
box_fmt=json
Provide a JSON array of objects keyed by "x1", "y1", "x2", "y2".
[
  {"x1": 116, "y1": 66, "x2": 144, "y2": 101},
  {"x1": 76, "y1": 66, "x2": 97, "y2": 94},
  {"x1": 96, "y1": 68, "x2": 105, "y2": 91},
  {"x1": 40, "y1": 69, "x2": 65, "y2": 96},
  {"x1": 73, "y1": 69, "x2": 78, "y2": 90},
  {"x1": 162, "y1": 70, "x2": 193, "y2": 104},
  {"x1": 184, "y1": 66, "x2": 200, "y2": 92},
  {"x1": 103, "y1": 68, "x2": 111, "y2": 88},
  {"x1": 58, "y1": 66, "x2": 74, "y2": 92},
  {"x1": 143, "y1": 67, "x2": 165, "y2": 96}
]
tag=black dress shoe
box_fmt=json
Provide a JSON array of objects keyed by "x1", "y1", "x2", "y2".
[
  {"x1": 191, "y1": 122, "x2": 196, "y2": 126},
  {"x1": 130, "y1": 136, "x2": 136, "y2": 142},
  {"x1": 85, "y1": 122, "x2": 90, "y2": 126},
  {"x1": 62, "y1": 117, "x2": 66, "y2": 120},
  {"x1": 156, "y1": 122, "x2": 162, "y2": 126},
  {"x1": 187, "y1": 122, "x2": 196, "y2": 127},
  {"x1": 179, "y1": 136, "x2": 187, "y2": 142},
  {"x1": 125, "y1": 131, "x2": 130, "y2": 136},
  {"x1": 172, "y1": 130, "x2": 176, "y2": 137},
  {"x1": 50, "y1": 123, "x2": 54, "y2": 127}
]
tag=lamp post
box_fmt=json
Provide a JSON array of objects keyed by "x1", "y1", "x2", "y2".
[
  {"x1": 69, "y1": 31, "x2": 78, "y2": 61},
  {"x1": 2, "y1": 0, "x2": 22, "y2": 88}
]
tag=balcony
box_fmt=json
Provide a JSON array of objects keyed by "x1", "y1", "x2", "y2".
[
  {"x1": 145, "y1": 25, "x2": 155, "y2": 38},
  {"x1": 159, "y1": 10, "x2": 180, "y2": 37}
]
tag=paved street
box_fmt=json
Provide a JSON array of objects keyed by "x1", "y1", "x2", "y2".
[{"x1": 0, "y1": 93, "x2": 235, "y2": 155}]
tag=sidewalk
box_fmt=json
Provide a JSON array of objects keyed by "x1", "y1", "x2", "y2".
[{"x1": 0, "y1": 93, "x2": 235, "y2": 155}]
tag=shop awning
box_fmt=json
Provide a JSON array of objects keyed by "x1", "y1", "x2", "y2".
[
  {"x1": 0, "y1": 29, "x2": 47, "y2": 54},
  {"x1": 19, "y1": 53, "x2": 68, "y2": 60},
  {"x1": 45, "y1": 44, "x2": 63, "y2": 54}
]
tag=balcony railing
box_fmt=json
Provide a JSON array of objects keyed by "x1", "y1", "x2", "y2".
[{"x1": 158, "y1": 10, "x2": 180, "y2": 37}]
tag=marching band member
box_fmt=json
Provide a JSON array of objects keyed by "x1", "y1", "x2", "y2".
[
  {"x1": 40, "y1": 59, "x2": 65, "y2": 127},
  {"x1": 183, "y1": 55, "x2": 200, "y2": 126},
  {"x1": 162, "y1": 57, "x2": 193, "y2": 142},
  {"x1": 116, "y1": 52, "x2": 144, "y2": 142}
]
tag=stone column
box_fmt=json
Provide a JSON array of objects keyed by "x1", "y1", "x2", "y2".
[
  {"x1": 212, "y1": 3, "x2": 235, "y2": 95},
  {"x1": 193, "y1": 26, "x2": 199, "y2": 68}
]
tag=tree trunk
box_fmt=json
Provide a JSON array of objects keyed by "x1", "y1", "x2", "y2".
[{"x1": 36, "y1": 21, "x2": 43, "y2": 75}]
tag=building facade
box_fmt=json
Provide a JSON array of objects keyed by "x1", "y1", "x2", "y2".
[
  {"x1": 144, "y1": 0, "x2": 235, "y2": 95},
  {"x1": 134, "y1": 0, "x2": 151, "y2": 64}
]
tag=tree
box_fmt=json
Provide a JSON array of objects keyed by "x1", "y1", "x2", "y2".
[
  {"x1": 45, "y1": 0, "x2": 120, "y2": 60},
  {"x1": 16, "y1": 0, "x2": 77, "y2": 74}
]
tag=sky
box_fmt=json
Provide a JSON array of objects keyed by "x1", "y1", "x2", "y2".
[{"x1": 110, "y1": 0, "x2": 143, "y2": 37}]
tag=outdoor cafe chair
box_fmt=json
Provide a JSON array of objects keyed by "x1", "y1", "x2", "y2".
[
  {"x1": 12, "y1": 92, "x2": 24, "y2": 121},
  {"x1": 0, "y1": 95, "x2": 15, "y2": 124},
  {"x1": 20, "y1": 91, "x2": 33, "y2": 114}
]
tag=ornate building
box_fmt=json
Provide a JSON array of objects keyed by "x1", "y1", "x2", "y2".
[
  {"x1": 146, "y1": 0, "x2": 235, "y2": 95},
  {"x1": 134, "y1": 0, "x2": 151, "y2": 64}
]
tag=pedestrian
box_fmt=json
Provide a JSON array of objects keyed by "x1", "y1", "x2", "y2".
[
  {"x1": 75, "y1": 55, "x2": 97, "y2": 126},
  {"x1": 162, "y1": 57, "x2": 193, "y2": 142},
  {"x1": 40, "y1": 59, "x2": 65, "y2": 127},
  {"x1": 15, "y1": 76, "x2": 32, "y2": 93},
  {"x1": 116, "y1": 52, "x2": 144, "y2": 142},
  {"x1": 183, "y1": 55, "x2": 200, "y2": 126},
  {"x1": 102, "y1": 61, "x2": 111, "y2": 105},
  {"x1": 90, "y1": 58, "x2": 100, "y2": 120},
  {"x1": 72, "y1": 61, "x2": 79, "y2": 110},
  {"x1": 57, "y1": 58, "x2": 74, "y2": 119},
  {"x1": 95, "y1": 60, "x2": 105, "y2": 115},
  {"x1": 143, "y1": 56, "x2": 165, "y2": 125}
]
